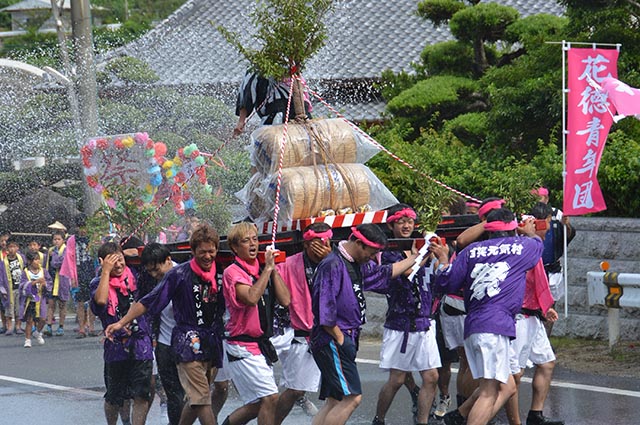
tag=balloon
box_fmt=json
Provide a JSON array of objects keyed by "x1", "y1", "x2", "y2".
[
  {"x1": 150, "y1": 174, "x2": 163, "y2": 187},
  {"x1": 183, "y1": 144, "x2": 195, "y2": 156},
  {"x1": 96, "y1": 138, "x2": 109, "y2": 150},
  {"x1": 134, "y1": 132, "x2": 149, "y2": 144},
  {"x1": 154, "y1": 142, "x2": 167, "y2": 157},
  {"x1": 122, "y1": 137, "x2": 135, "y2": 148}
]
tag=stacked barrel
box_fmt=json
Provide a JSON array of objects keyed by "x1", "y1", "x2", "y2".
[{"x1": 237, "y1": 118, "x2": 398, "y2": 223}]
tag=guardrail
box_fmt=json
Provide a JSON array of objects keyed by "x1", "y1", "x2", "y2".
[{"x1": 587, "y1": 265, "x2": 640, "y2": 347}]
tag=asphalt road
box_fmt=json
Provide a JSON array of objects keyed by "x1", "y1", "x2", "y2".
[{"x1": 1, "y1": 324, "x2": 639, "y2": 425}]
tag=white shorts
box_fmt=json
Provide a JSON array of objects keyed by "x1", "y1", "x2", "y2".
[
  {"x1": 464, "y1": 333, "x2": 511, "y2": 384},
  {"x1": 222, "y1": 341, "x2": 278, "y2": 405},
  {"x1": 548, "y1": 272, "x2": 564, "y2": 302},
  {"x1": 214, "y1": 366, "x2": 229, "y2": 382},
  {"x1": 270, "y1": 327, "x2": 295, "y2": 356},
  {"x1": 279, "y1": 337, "x2": 321, "y2": 392},
  {"x1": 379, "y1": 326, "x2": 442, "y2": 372},
  {"x1": 509, "y1": 315, "x2": 556, "y2": 373},
  {"x1": 440, "y1": 304, "x2": 466, "y2": 350}
]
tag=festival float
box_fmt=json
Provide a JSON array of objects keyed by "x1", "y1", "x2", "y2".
[{"x1": 81, "y1": 0, "x2": 481, "y2": 263}]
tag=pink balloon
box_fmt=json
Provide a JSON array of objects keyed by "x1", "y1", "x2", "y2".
[{"x1": 154, "y1": 142, "x2": 167, "y2": 157}]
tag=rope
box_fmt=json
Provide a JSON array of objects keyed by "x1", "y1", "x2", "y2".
[
  {"x1": 296, "y1": 76, "x2": 482, "y2": 204},
  {"x1": 269, "y1": 75, "x2": 296, "y2": 248}
]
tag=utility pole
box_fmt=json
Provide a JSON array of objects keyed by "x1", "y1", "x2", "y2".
[{"x1": 70, "y1": 0, "x2": 100, "y2": 214}]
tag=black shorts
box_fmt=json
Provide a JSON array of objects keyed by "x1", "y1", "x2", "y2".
[
  {"x1": 312, "y1": 338, "x2": 361, "y2": 401},
  {"x1": 435, "y1": 311, "x2": 459, "y2": 364},
  {"x1": 75, "y1": 283, "x2": 91, "y2": 303},
  {"x1": 103, "y1": 359, "x2": 152, "y2": 406},
  {"x1": 23, "y1": 303, "x2": 37, "y2": 321}
]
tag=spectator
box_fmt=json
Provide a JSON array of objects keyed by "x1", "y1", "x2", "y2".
[
  {"x1": 44, "y1": 229, "x2": 70, "y2": 337},
  {"x1": 60, "y1": 214, "x2": 98, "y2": 338},
  {"x1": 19, "y1": 250, "x2": 52, "y2": 347},
  {"x1": 1, "y1": 238, "x2": 26, "y2": 335}
]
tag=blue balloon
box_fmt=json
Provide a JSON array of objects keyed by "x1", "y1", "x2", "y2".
[
  {"x1": 148, "y1": 165, "x2": 161, "y2": 174},
  {"x1": 150, "y1": 173, "x2": 163, "y2": 187},
  {"x1": 184, "y1": 198, "x2": 195, "y2": 209}
]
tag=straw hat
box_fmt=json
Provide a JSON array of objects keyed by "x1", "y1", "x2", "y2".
[{"x1": 47, "y1": 221, "x2": 67, "y2": 231}]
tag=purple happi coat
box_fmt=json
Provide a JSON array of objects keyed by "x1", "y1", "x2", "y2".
[
  {"x1": 310, "y1": 251, "x2": 392, "y2": 352},
  {"x1": 45, "y1": 244, "x2": 71, "y2": 301},
  {"x1": 140, "y1": 261, "x2": 225, "y2": 366},
  {"x1": 18, "y1": 268, "x2": 52, "y2": 320},
  {"x1": 434, "y1": 235, "x2": 543, "y2": 339},
  {"x1": 379, "y1": 250, "x2": 432, "y2": 333},
  {"x1": 90, "y1": 268, "x2": 154, "y2": 362}
]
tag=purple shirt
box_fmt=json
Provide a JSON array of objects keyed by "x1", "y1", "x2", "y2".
[
  {"x1": 310, "y1": 251, "x2": 392, "y2": 351},
  {"x1": 434, "y1": 236, "x2": 543, "y2": 339},
  {"x1": 90, "y1": 270, "x2": 154, "y2": 363},
  {"x1": 46, "y1": 246, "x2": 71, "y2": 301},
  {"x1": 139, "y1": 261, "x2": 224, "y2": 364},
  {"x1": 380, "y1": 250, "x2": 432, "y2": 332}
]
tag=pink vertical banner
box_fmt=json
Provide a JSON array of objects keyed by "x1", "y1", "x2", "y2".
[{"x1": 564, "y1": 48, "x2": 618, "y2": 215}]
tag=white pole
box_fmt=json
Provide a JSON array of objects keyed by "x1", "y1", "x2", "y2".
[{"x1": 562, "y1": 40, "x2": 569, "y2": 318}]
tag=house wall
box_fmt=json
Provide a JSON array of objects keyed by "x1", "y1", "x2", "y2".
[
  {"x1": 8, "y1": 10, "x2": 101, "y2": 32},
  {"x1": 362, "y1": 217, "x2": 640, "y2": 341},
  {"x1": 10, "y1": 10, "x2": 71, "y2": 31}
]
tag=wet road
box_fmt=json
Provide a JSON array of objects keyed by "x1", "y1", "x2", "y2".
[{"x1": 1, "y1": 327, "x2": 638, "y2": 424}]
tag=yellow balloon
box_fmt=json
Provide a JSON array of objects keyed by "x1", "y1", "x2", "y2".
[
  {"x1": 122, "y1": 137, "x2": 135, "y2": 148},
  {"x1": 163, "y1": 160, "x2": 174, "y2": 169}
]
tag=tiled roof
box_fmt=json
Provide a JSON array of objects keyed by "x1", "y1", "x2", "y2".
[
  {"x1": 105, "y1": 0, "x2": 563, "y2": 84},
  {"x1": 100, "y1": 0, "x2": 564, "y2": 120}
]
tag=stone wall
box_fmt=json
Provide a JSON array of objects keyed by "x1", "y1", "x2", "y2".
[
  {"x1": 362, "y1": 217, "x2": 640, "y2": 341},
  {"x1": 553, "y1": 217, "x2": 640, "y2": 340}
]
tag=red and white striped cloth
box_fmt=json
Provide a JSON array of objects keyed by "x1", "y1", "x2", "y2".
[{"x1": 259, "y1": 210, "x2": 388, "y2": 235}]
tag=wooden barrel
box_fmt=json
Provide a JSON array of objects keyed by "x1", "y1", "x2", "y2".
[
  {"x1": 246, "y1": 163, "x2": 373, "y2": 222},
  {"x1": 250, "y1": 118, "x2": 361, "y2": 174}
]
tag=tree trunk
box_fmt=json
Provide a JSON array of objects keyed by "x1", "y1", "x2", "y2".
[{"x1": 291, "y1": 76, "x2": 308, "y2": 122}]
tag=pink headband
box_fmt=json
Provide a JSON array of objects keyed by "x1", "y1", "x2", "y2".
[
  {"x1": 466, "y1": 201, "x2": 480, "y2": 208},
  {"x1": 350, "y1": 226, "x2": 385, "y2": 249},
  {"x1": 477, "y1": 199, "x2": 506, "y2": 218},
  {"x1": 531, "y1": 187, "x2": 549, "y2": 196},
  {"x1": 303, "y1": 228, "x2": 333, "y2": 241},
  {"x1": 484, "y1": 220, "x2": 518, "y2": 232},
  {"x1": 386, "y1": 208, "x2": 417, "y2": 223}
]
